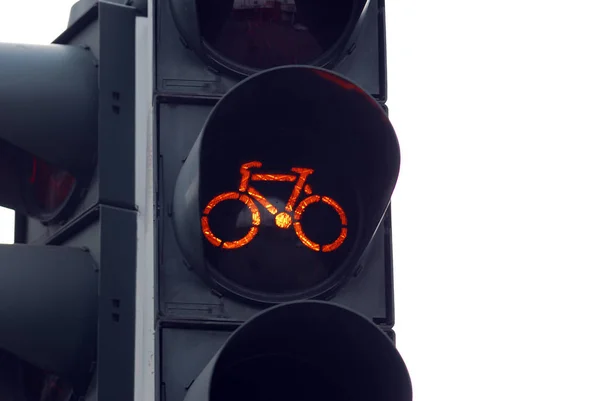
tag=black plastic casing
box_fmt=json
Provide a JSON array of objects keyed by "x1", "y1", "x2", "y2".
[
  {"x1": 9, "y1": 4, "x2": 140, "y2": 400},
  {"x1": 155, "y1": 0, "x2": 388, "y2": 101},
  {"x1": 154, "y1": 2, "x2": 396, "y2": 400}
]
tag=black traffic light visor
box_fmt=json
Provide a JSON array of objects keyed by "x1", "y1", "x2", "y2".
[
  {"x1": 170, "y1": 0, "x2": 370, "y2": 76},
  {"x1": 0, "y1": 244, "x2": 98, "y2": 386},
  {"x1": 183, "y1": 301, "x2": 412, "y2": 401},
  {"x1": 0, "y1": 42, "x2": 98, "y2": 222},
  {"x1": 173, "y1": 65, "x2": 400, "y2": 303},
  {"x1": 0, "y1": 43, "x2": 98, "y2": 174}
]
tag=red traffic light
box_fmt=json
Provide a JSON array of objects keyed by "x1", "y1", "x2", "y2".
[{"x1": 172, "y1": 65, "x2": 399, "y2": 303}]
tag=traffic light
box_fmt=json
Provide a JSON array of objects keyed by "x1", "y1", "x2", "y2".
[
  {"x1": 170, "y1": 66, "x2": 397, "y2": 303},
  {"x1": 1, "y1": 0, "x2": 411, "y2": 400},
  {"x1": 0, "y1": 2, "x2": 142, "y2": 400},
  {"x1": 156, "y1": 0, "x2": 411, "y2": 400},
  {"x1": 0, "y1": 37, "x2": 100, "y2": 395}
]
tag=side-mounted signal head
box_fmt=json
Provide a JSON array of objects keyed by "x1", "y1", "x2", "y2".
[
  {"x1": 172, "y1": 65, "x2": 400, "y2": 303},
  {"x1": 0, "y1": 42, "x2": 98, "y2": 223},
  {"x1": 169, "y1": 0, "x2": 370, "y2": 75}
]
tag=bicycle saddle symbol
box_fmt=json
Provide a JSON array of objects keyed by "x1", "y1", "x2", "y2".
[{"x1": 201, "y1": 161, "x2": 348, "y2": 252}]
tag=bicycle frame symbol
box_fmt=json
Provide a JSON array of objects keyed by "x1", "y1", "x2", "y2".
[{"x1": 201, "y1": 161, "x2": 348, "y2": 252}]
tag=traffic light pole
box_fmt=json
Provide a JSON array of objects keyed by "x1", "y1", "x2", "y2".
[{"x1": 132, "y1": 9, "x2": 157, "y2": 401}]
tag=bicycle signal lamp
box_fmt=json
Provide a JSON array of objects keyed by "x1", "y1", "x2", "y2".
[
  {"x1": 167, "y1": 66, "x2": 410, "y2": 401},
  {"x1": 172, "y1": 65, "x2": 400, "y2": 303},
  {"x1": 200, "y1": 160, "x2": 348, "y2": 252}
]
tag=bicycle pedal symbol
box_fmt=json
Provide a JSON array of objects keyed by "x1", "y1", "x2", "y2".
[{"x1": 201, "y1": 161, "x2": 348, "y2": 252}]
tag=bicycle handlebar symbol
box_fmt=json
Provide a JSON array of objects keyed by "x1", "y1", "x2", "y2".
[{"x1": 201, "y1": 161, "x2": 348, "y2": 252}]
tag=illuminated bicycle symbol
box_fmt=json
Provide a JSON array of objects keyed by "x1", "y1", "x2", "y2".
[{"x1": 201, "y1": 161, "x2": 348, "y2": 252}]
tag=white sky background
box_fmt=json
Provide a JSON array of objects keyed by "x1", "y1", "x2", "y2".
[{"x1": 1, "y1": 0, "x2": 600, "y2": 400}]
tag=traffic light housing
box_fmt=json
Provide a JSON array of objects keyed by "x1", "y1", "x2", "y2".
[
  {"x1": 154, "y1": 1, "x2": 409, "y2": 399},
  {"x1": 0, "y1": 2, "x2": 141, "y2": 400},
  {"x1": 1, "y1": 1, "x2": 410, "y2": 400},
  {"x1": 157, "y1": 0, "x2": 395, "y2": 321},
  {"x1": 0, "y1": 39, "x2": 100, "y2": 394},
  {"x1": 157, "y1": 0, "x2": 409, "y2": 395},
  {"x1": 159, "y1": 66, "x2": 408, "y2": 400}
]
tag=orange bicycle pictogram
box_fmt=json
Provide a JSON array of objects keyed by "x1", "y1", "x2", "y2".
[{"x1": 201, "y1": 161, "x2": 348, "y2": 252}]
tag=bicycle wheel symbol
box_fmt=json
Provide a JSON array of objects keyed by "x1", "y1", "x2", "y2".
[
  {"x1": 202, "y1": 191, "x2": 261, "y2": 250},
  {"x1": 201, "y1": 161, "x2": 348, "y2": 252}
]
